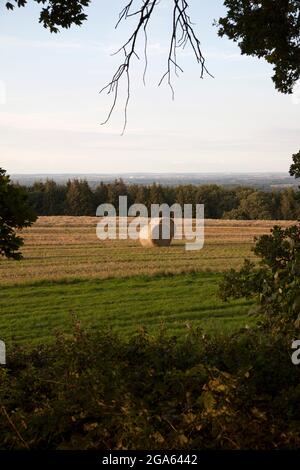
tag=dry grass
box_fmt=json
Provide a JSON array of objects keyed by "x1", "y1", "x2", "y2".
[{"x1": 0, "y1": 217, "x2": 295, "y2": 286}]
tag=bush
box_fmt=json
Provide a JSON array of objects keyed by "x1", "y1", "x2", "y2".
[
  {"x1": 1, "y1": 323, "x2": 300, "y2": 450},
  {"x1": 219, "y1": 224, "x2": 300, "y2": 330}
]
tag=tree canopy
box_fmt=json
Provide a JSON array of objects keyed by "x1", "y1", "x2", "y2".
[
  {"x1": 0, "y1": 168, "x2": 36, "y2": 259},
  {"x1": 290, "y1": 150, "x2": 300, "y2": 179},
  {"x1": 219, "y1": 0, "x2": 300, "y2": 94},
  {"x1": 5, "y1": 0, "x2": 90, "y2": 33},
  {"x1": 18, "y1": 179, "x2": 300, "y2": 220}
]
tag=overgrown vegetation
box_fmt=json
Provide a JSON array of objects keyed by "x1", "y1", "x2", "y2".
[
  {"x1": 220, "y1": 224, "x2": 300, "y2": 331},
  {"x1": 1, "y1": 324, "x2": 299, "y2": 450}
]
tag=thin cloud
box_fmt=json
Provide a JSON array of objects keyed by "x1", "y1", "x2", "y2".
[
  {"x1": 0, "y1": 111, "x2": 114, "y2": 134},
  {"x1": 0, "y1": 35, "x2": 82, "y2": 50},
  {"x1": 205, "y1": 50, "x2": 246, "y2": 61},
  {"x1": 0, "y1": 35, "x2": 115, "y2": 53}
]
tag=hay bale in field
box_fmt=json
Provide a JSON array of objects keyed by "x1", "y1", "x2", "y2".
[{"x1": 139, "y1": 218, "x2": 175, "y2": 247}]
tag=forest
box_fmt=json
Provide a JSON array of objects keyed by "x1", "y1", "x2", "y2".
[{"x1": 22, "y1": 179, "x2": 300, "y2": 220}]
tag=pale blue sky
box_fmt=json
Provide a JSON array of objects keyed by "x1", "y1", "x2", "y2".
[{"x1": 0, "y1": 0, "x2": 299, "y2": 174}]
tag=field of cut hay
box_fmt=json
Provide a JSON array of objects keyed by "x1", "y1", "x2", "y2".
[
  {"x1": 0, "y1": 217, "x2": 293, "y2": 286},
  {"x1": 0, "y1": 217, "x2": 294, "y2": 345}
]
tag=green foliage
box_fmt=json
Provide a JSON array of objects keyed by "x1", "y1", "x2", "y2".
[
  {"x1": 0, "y1": 168, "x2": 36, "y2": 260},
  {"x1": 279, "y1": 188, "x2": 300, "y2": 220},
  {"x1": 290, "y1": 150, "x2": 300, "y2": 180},
  {"x1": 224, "y1": 192, "x2": 274, "y2": 220},
  {"x1": 6, "y1": 0, "x2": 90, "y2": 33},
  {"x1": 0, "y1": 325, "x2": 299, "y2": 450},
  {"x1": 22, "y1": 179, "x2": 300, "y2": 219},
  {"x1": 28, "y1": 180, "x2": 67, "y2": 215},
  {"x1": 220, "y1": 224, "x2": 300, "y2": 329},
  {"x1": 195, "y1": 185, "x2": 238, "y2": 219},
  {"x1": 66, "y1": 179, "x2": 94, "y2": 216},
  {"x1": 106, "y1": 179, "x2": 130, "y2": 209},
  {"x1": 218, "y1": 1, "x2": 300, "y2": 94}
]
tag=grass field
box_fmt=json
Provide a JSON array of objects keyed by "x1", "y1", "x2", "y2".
[
  {"x1": 0, "y1": 273, "x2": 254, "y2": 346},
  {"x1": 0, "y1": 217, "x2": 293, "y2": 345}
]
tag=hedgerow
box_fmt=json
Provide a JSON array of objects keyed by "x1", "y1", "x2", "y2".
[{"x1": 1, "y1": 322, "x2": 299, "y2": 450}]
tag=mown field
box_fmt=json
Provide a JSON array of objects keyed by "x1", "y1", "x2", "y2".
[
  {"x1": 0, "y1": 217, "x2": 294, "y2": 345},
  {"x1": 0, "y1": 273, "x2": 254, "y2": 345},
  {"x1": 1, "y1": 217, "x2": 293, "y2": 285}
]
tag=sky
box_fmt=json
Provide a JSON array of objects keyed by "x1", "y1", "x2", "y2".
[{"x1": 0, "y1": 0, "x2": 300, "y2": 174}]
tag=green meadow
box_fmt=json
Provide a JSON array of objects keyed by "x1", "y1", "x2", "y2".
[{"x1": 0, "y1": 272, "x2": 254, "y2": 346}]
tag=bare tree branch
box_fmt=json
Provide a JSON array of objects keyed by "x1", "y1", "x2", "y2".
[{"x1": 100, "y1": 0, "x2": 211, "y2": 133}]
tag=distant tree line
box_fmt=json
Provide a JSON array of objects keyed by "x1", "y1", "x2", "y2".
[{"x1": 21, "y1": 179, "x2": 300, "y2": 220}]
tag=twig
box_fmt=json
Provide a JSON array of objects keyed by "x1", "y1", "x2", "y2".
[
  {"x1": 1, "y1": 405, "x2": 30, "y2": 449},
  {"x1": 100, "y1": 0, "x2": 212, "y2": 133}
]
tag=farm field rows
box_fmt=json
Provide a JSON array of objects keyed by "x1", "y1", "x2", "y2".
[
  {"x1": 0, "y1": 217, "x2": 294, "y2": 345},
  {"x1": 0, "y1": 217, "x2": 294, "y2": 286}
]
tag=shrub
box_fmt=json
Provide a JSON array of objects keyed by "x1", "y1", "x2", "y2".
[
  {"x1": 1, "y1": 323, "x2": 300, "y2": 450},
  {"x1": 219, "y1": 224, "x2": 300, "y2": 330}
]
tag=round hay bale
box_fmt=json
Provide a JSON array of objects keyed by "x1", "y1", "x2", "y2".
[{"x1": 139, "y1": 217, "x2": 175, "y2": 248}]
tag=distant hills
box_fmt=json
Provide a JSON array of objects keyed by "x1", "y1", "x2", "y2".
[{"x1": 11, "y1": 173, "x2": 298, "y2": 190}]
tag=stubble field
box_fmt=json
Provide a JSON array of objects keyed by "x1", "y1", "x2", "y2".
[{"x1": 0, "y1": 217, "x2": 294, "y2": 345}]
